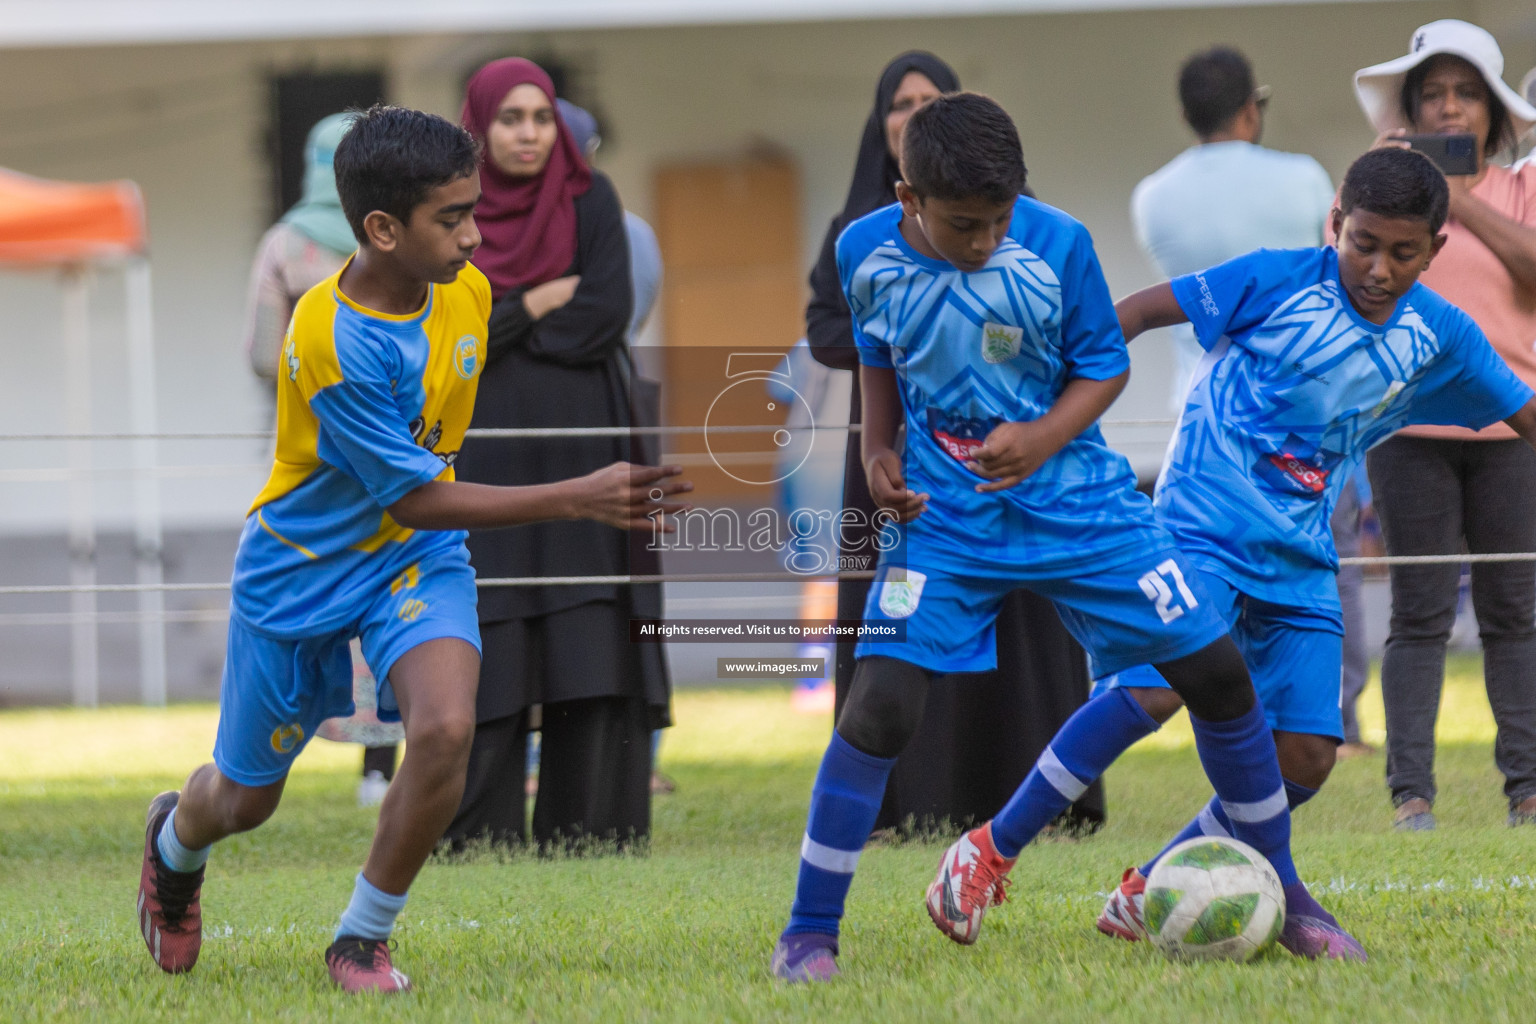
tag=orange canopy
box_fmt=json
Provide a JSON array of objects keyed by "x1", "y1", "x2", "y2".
[{"x1": 0, "y1": 168, "x2": 145, "y2": 266}]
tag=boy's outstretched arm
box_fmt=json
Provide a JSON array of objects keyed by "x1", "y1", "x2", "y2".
[
  {"x1": 861, "y1": 364, "x2": 929, "y2": 522},
  {"x1": 1505, "y1": 397, "x2": 1536, "y2": 452},
  {"x1": 388, "y1": 463, "x2": 691, "y2": 533},
  {"x1": 967, "y1": 371, "x2": 1128, "y2": 493},
  {"x1": 1116, "y1": 282, "x2": 1188, "y2": 344}
]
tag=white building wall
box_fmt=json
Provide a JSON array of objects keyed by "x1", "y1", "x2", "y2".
[{"x1": 0, "y1": 0, "x2": 1529, "y2": 535}]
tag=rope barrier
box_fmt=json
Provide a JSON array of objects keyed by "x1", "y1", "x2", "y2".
[
  {"x1": 0, "y1": 418, "x2": 1178, "y2": 444},
  {"x1": 5, "y1": 552, "x2": 1536, "y2": 598}
]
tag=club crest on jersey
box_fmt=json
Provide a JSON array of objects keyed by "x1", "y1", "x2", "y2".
[
  {"x1": 454, "y1": 335, "x2": 479, "y2": 379},
  {"x1": 877, "y1": 568, "x2": 927, "y2": 618},
  {"x1": 283, "y1": 336, "x2": 299, "y2": 382},
  {"x1": 927, "y1": 408, "x2": 1002, "y2": 463},
  {"x1": 981, "y1": 322, "x2": 1023, "y2": 364},
  {"x1": 270, "y1": 723, "x2": 304, "y2": 754}
]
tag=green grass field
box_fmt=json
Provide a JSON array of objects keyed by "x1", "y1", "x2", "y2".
[{"x1": 3, "y1": 655, "x2": 1534, "y2": 1023}]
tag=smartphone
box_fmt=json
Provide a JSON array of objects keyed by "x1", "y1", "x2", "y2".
[{"x1": 1403, "y1": 133, "x2": 1478, "y2": 176}]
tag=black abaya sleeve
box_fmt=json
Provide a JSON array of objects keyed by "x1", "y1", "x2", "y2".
[
  {"x1": 505, "y1": 172, "x2": 633, "y2": 368},
  {"x1": 806, "y1": 215, "x2": 860, "y2": 372},
  {"x1": 486, "y1": 287, "x2": 533, "y2": 365}
]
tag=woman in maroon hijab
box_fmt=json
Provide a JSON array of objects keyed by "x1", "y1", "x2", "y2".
[{"x1": 446, "y1": 58, "x2": 668, "y2": 852}]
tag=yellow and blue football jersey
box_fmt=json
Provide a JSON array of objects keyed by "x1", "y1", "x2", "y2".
[{"x1": 231, "y1": 261, "x2": 491, "y2": 638}]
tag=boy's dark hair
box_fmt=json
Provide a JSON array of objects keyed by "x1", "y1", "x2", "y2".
[
  {"x1": 1338, "y1": 147, "x2": 1450, "y2": 234},
  {"x1": 333, "y1": 104, "x2": 479, "y2": 243},
  {"x1": 1401, "y1": 56, "x2": 1516, "y2": 157},
  {"x1": 900, "y1": 92, "x2": 1026, "y2": 204},
  {"x1": 1179, "y1": 46, "x2": 1256, "y2": 137}
]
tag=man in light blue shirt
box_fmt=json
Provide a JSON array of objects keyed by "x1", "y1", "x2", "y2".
[
  {"x1": 1131, "y1": 46, "x2": 1334, "y2": 405},
  {"x1": 1130, "y1": 47, "x2": 1375, "y2": 756}
]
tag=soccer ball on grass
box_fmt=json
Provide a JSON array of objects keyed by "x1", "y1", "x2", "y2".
[{"x1": 1143, "y1": 836, "x2": 1284, "y2": 962}]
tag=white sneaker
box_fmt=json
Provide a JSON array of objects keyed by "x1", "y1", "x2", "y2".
[{"x1": 357, "y1": 770, "x2": 390, "y2": 808}]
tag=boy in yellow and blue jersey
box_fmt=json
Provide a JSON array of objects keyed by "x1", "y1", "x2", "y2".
[{"x1": 134, "y1": 105, "x2": 688, "y2": 994}]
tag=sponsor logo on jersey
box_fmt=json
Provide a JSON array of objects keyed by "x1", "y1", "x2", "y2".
[
  {"x1": 926, "y1": 408, "x2": 1001, "y2": 463},
  {"x1": 283, "y1": 335, "x2": 299, "y2": 382},
  {"x1": 1265, "y1": 452, "x2": 1328, "y2": 494},
  {"x1": 877, "y1": 568, "x2": 927, "y2": 618},
  {"x1": 1290, "y1": 361, "x2": 1329, "y2": 384},
  {"x1": 406, "y1": 417, "x2": 456, "y2": 466},
  {"x1": 270, "y1": 723, "x2": 305, "y2": 754},
  {"x1": 981, "y1": 322, "x2": 1023, "y2": 364},
  {"x1": 454, "y1": 335, "x2": 479, "y2": 379},
  {"x1": 1252, "y1": 434, "x2": 1341, "y2": 499},
  {"x1": 1195, "y1": 274, "x2": 1219, "y2": 317}
]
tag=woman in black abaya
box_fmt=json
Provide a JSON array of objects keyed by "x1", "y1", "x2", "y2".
[{"x1": 806, "y1": 51, "x2": 1104, "y2": 834}]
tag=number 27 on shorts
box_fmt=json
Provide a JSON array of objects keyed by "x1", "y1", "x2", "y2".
[{"x1": 1138, "y1": 559, "x2": 1199, "y2": 624}]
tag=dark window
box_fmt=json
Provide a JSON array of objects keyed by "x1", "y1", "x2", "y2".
[{"x1": 268, "y1": 71, "x2": 386, "y2": 222}]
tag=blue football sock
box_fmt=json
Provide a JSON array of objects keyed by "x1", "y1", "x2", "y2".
[
  {"x1": 1141, "y1": 776, "x2": 1320, "y2": 877},
  {"x1": 784, "y1": 732, "x2": 896, "y2": 937},
  {"x1": 156, "y1": 807, "x2": 210, "y2": 873},
  {"x1": 991, "y1": 688, "x2": 1159, "y2": 859},
  {"x1": 1283, "y1": 881, "x2": 1338, "y2": 925},
  {"x1": 1187, "y1": 705, "x2": 1299, "y2": 887},
  {"x1": 335, "y1": 872, "x2": 409, "y2": 942}
]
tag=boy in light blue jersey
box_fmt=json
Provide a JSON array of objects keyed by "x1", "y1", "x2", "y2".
[
  {"x1": 772, "y1": 93, "x2": 1332, "y2": 981},
  {"x1": 133, "y1": 106, "x2": 688, "y2": 994},
  {"x1": 1086, "y1": 147, "x2": 1536, "y2": 946}
]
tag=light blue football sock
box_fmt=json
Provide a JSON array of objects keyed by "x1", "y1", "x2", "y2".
[
  {"x1": 1142, "y1": 776, "x2": 1318, "y2": 877},
  {"x1": 1187, "y1": 704, "x2": 1299, "y2": 887},
  {"x1": 335, "y1": 872, "x2": 408, "y2": 941},
  {"x1": 991, "y1": 687, "x2": 1159, "y2": 858},
  {"x1": 156, "y1": 807, "x2": 210, "y2": 873},
  {"x1": 784, "y1": 732, "x2": 896, "y2": 937}
]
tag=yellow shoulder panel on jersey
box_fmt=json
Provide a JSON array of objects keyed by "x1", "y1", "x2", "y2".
[{"x1": 248, "y1": 271, "x2": 345, "y2": 514}]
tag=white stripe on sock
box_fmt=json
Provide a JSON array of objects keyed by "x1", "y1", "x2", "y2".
[
  {"x1": 1037, "y1": 747, "x2": 1088, "y2": 802},
  {"x1": 800, "y1": 834, "x2": 861, "y2": 874},
  {"x1": 1221, "y1": 786, "x2": 1288, "y2": 824},
  {"x1": 1196, "y1": 804, "x2": 1231, "y2": 837}
]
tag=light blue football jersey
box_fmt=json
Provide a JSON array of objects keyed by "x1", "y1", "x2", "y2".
[
  {"x1": 1161, "y1": 246, "x2": 1532, "y2": 616},
  {"x1": 841, "y1": 198, "x2": 1157, "y2": 578}
]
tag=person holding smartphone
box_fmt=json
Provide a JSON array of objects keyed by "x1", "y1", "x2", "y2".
[{"x1": 1352, "y1": 20, "x2": 1536, "y2": 831}]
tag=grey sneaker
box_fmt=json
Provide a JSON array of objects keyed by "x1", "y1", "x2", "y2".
[
  {"x1": 1508, "y1": 797, "x2": 1536, "y2": 827},
  {"x1": 1393, "y1": 797, "x2": 1435, "y2": 832}
]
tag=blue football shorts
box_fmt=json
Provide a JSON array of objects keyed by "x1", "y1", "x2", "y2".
[
  {"x1": 212, "y1": 545, "x2": 481, "y2": 786},
  {"x1": 854, "y1": 543, "x2": 1229, "y2": 679},
  {"x1": 1093, "y1": 570, "x2": 1345, "y2": 740}
]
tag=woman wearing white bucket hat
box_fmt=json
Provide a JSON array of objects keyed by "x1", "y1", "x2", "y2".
[{"x1": 1352, "y1": 20, "x2": 1536, "y2": 832}]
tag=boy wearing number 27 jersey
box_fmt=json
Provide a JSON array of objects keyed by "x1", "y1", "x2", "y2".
[{"x1": 1091, "y1": 147, "x2": 1536, "y2": 946}]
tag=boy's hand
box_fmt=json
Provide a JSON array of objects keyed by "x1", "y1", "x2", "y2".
[
  {"x1": 966, "y1": 420, "x2": 1061, "y2": 492},
  {"x1": 573, "y1": 462, "x2": 692, "y2": 531},
  {"x1": 523, "y1": 275, "x2": 581, "y2": 320},
  {"x1": 866, "y1": 448, "x2": 929, "y2": 522}
]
